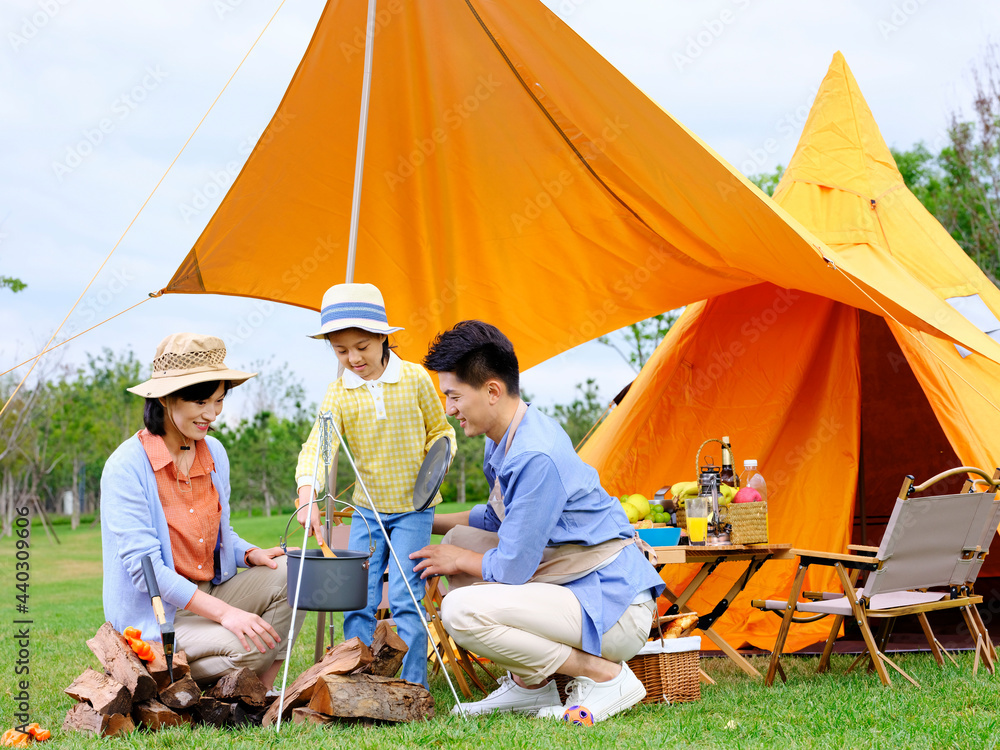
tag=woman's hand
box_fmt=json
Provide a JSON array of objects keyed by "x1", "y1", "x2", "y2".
[
  {"x1": 246, "y1": 546, "x2": 284, "y2": 569},
  {"x1": 296, "y1": 485, "x2": 325, "y2": 541},
  {"x1": 219, "y1": 606, "x2": 281, "y2": 653}
]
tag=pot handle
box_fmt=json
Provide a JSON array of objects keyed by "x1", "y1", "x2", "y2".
[{"x1": 281, "y1": 500, "x2": 375, "y2": 558}]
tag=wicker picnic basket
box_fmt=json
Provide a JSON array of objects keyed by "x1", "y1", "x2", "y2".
[
  {"x1": 626, "y1": 635, "x2": 701, "y2": 704},
  {"x1": 718, "y1": 501, "x2": 768, "y2": 544},
  {"x1": 552, "y1": 616, "x2": 701, "y2": 706}
]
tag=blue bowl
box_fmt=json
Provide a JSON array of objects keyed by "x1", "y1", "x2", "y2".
[{"x1": 636, "y1": 526, "x2": 682, "y2": 547}]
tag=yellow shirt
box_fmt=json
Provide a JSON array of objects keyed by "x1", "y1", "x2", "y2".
[{"x1": 295, "y1": 353, "x2": 456, "y2": 514}]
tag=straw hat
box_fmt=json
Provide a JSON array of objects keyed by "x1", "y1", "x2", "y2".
[
  {"x1": 309, "y1": 283, "x2": 404, "y2": 339},
  {"x1": 127, "y1": 333, "x2": 256, "y2": 398}
]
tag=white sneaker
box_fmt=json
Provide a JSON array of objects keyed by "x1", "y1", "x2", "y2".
[
  {"x1": 536, "y1": 662, "x2": 646, "y2": 723},
  {"x1": 450, "y1": 674, "x2": 561, "y2": 716}
]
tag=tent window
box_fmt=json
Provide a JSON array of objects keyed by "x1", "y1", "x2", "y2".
[{"x1": 946, "y1": 294, "x2": 1000, "y2": 358}]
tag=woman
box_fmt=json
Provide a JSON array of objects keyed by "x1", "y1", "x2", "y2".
[{"x1": 101, "y1": 332, "x2": 301, "y2": 689}]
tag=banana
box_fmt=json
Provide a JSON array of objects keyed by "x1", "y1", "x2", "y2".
[
  {"x1": 671, "y1": 480, "x2": 736, "y2": 508},
  {"x1": 670, "y1": 481, "x2": 698, "y2": 499}
]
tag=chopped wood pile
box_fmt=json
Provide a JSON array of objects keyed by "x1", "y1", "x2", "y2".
[{"x1": 63, "y1": 620, "x2": 432, "y2": 737}]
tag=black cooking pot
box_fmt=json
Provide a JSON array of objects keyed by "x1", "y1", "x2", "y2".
[{"x1": 281, "y1": 502, "x2": 373, "y2": 612}]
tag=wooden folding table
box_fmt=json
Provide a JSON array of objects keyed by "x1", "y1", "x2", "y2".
[{"x1": 648, "y1": 542, "x2": 794, "y2": 678}]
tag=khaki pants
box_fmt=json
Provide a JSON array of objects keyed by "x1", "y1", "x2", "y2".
[
  {"x1": 441, "y1": 581, "x2": 655, "y2": 685},
  {"x1": 175, "y1": 557, "x2": 303, "y2": 685}
]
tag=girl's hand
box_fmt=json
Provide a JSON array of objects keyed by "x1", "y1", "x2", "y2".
[{"x1": 296, "y1": 486, "x2": 325, "y2": 541}]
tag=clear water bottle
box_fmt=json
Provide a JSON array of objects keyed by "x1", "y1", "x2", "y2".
[{"x1": 740, "y1": 459, "x2": 768, "y2": 503}]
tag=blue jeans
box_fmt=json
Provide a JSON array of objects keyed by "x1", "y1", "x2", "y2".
[{"x1": 344, "y1": 505, "x2": 433, "y2": 687}]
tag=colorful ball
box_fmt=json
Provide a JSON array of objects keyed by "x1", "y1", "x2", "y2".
[{"x1": 562, "y1": 705, "x2": 594, "y2": 726}]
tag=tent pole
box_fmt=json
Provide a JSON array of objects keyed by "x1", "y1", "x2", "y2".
[
  {"x1": 858, "y1": 422, "x2": 867, "y2": 546},
  {"x1": 344, "y1": 0, "x2": 378, "y2": 283}
]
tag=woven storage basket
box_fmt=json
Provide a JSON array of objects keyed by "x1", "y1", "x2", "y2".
[
  {"x1": 719, "y1": 501, "x2": 768, "y2": 545},
  {"x1": 677, "y1": 502, "x2": 768, "y2": 545},
  {"x1": 627, "y1": 635, "x2": 701, "y2": 704}
]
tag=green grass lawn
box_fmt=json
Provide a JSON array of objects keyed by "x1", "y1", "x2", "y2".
[{"x1": 2, "y1": 516, "x2": 999, "y2": 749}]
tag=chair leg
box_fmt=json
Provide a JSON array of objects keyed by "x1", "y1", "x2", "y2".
[
  {"x1": 775, "y1": 659, "x2": 787, "y2": 684},
  {"x1": 833, "y1": 563, "x2": 892, "y2": 686},
  {"x1": 875, "y1": 618, "x2": 896, "y2": 656},
  {"x1": 818, "y1": 615, "x2": 845, "y2": 674},
  {"x1": 962, "y1": 606, "x2": 995, "y2": 675},
  {"x1": 916, "y1": 612, "x2": 945, "y2": 667},
  {"x1": 969, "y1": 605, "x2": 997, "y2": 664},
  {"x1": 766, "y1": 563, "x2": 808, "y2": 687},
  {"x1": 876, "y1": 650, "x2": 919, "y2": 687}
]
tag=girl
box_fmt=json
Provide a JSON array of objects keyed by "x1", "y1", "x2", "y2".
[{"x1": 296, "y1": 283, "x2": 456, "y2": 687}]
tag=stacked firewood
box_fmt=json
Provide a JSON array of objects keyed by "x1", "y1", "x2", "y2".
[{"x1": 63, "y1": 621, "x2": 432, "y2": 737}]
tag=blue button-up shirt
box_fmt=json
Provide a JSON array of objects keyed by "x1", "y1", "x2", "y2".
[{"x1": 468, "y1": 405, "x2": 664, "y2": 656}]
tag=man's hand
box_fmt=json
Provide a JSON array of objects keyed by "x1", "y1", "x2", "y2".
[
  {"x1": 219, "y1": 606, "x2": 281, "y2": 653},
  {"x1": 246, "y1": 546, "x2": 284, "y2": 569},
  {"x1": 296, "y1": 485, "x2": 325, "y2": 541},
  {"x1": 410, "y1": 544, "x2": 482, "y2": 580}
]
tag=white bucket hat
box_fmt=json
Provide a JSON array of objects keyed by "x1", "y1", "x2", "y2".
[
  {"x1": 309, "y1": 283, "x2": 404, "y2": 339},
  {"x1": 127, "y1": 333, "x2": 256, "y2": 398}
]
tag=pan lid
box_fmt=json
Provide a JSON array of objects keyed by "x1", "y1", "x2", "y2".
[{"x1": 414, "y1": 437, "x2": 452, "y2": 511}]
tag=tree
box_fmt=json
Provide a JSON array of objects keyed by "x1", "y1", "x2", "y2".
[
  {"x1": 217, "y1": 360, "x2": 314, "y2": 517},
  {"x1": 542, "y1": 378, "x2": 606, "y2": 449},
  {"x1": 1, "y1": 276, "x2": 26, "y2": 293},
  {"x1": 598, "y1": 312, "x2": 679, "y2": 374},
  {"x1": 749, "y1": 164, "x2": 785, "y2": 197},
  {"x1": 891, "y1": 44, "x2": 1000, "y2": 287}
]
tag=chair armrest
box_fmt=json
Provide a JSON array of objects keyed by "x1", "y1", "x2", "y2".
[
  {"x1": 847, "y1": 544, "x2": 879, "y2": 556},
  {"x1": 792, "y1": 548, "x2": 881, "y2": 571}
]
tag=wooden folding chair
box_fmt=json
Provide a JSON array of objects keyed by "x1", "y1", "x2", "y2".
[
  {"x1": 755, "y1": 468, "x2": 999, "y2": 687},
  {"x1": 423, "y1": 576, "x2": 498, "y2": 698}
]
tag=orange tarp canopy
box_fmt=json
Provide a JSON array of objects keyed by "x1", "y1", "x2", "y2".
[
  {"x1": 163, "y1": 0, "x2": 1000, "y2": 370},
  {"x1": 580, "y1": 53, "x2": 1000, "y2": 653}
]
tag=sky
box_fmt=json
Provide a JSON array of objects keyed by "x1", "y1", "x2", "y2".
[{"x1": 3, "y1": 0, "x2": 999, "y2": 422}]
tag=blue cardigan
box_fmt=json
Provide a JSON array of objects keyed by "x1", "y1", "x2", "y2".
[{"x1": 100, "y1": 433, "x2": 253, "y2": 641}]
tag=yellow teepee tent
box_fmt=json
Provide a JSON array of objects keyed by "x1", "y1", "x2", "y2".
[
  {"x1": 580, "y1": 52, "x2": 1000, "y2": 653},
  {"x1": 162, "y1": 1, "x2": 1000, "y2": 371}
]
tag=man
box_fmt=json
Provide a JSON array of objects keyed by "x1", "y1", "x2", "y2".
[{"x1": 411, "y1": 321, "x2": 664, "y2": 722}]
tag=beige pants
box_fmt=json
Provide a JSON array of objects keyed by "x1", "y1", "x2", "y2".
[
  {"x1": 441, "y1": 581, "x2": 656, "y2": 685},
  {"x1": 175, "y1": 557, "x2": 303, "y2": 685}
]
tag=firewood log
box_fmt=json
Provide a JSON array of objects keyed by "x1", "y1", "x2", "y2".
[
  {"x1": 358, "y1": 620, "x2": 408, "y2": 678},
  {"x1": 307, "y1": 674, "x2": 434, "y2": 723},
  {"x1": 85, "y1": 622, "x2": 156, "y2": 703},
  {"x1": 292, "y1": 707, "x2": 335, "y2": 725},
  {"x1": 158, "y1": 673, "x2": 201, "y2": 711},
  {"x1": 132, "y1": 699, "x2": 192, "y2": 730},
  {"x1": 64, "y1": 668, "x2": 132, "y2": 716},
  {"x1": 146, "y1": 644, "x2": 190, "y2": 691},
  {"x1": 206, "y1": 667, "x2": 267, "y2": 707},
  {"x1": 196, "y1": 696, "x2": 234, "y2": 728},
  {"x1": 63, "y1": 702, "x2": 135, "y2": 737},
  {"x1": 261, "y1": 637, "x2": 373, "y2": 726}
]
